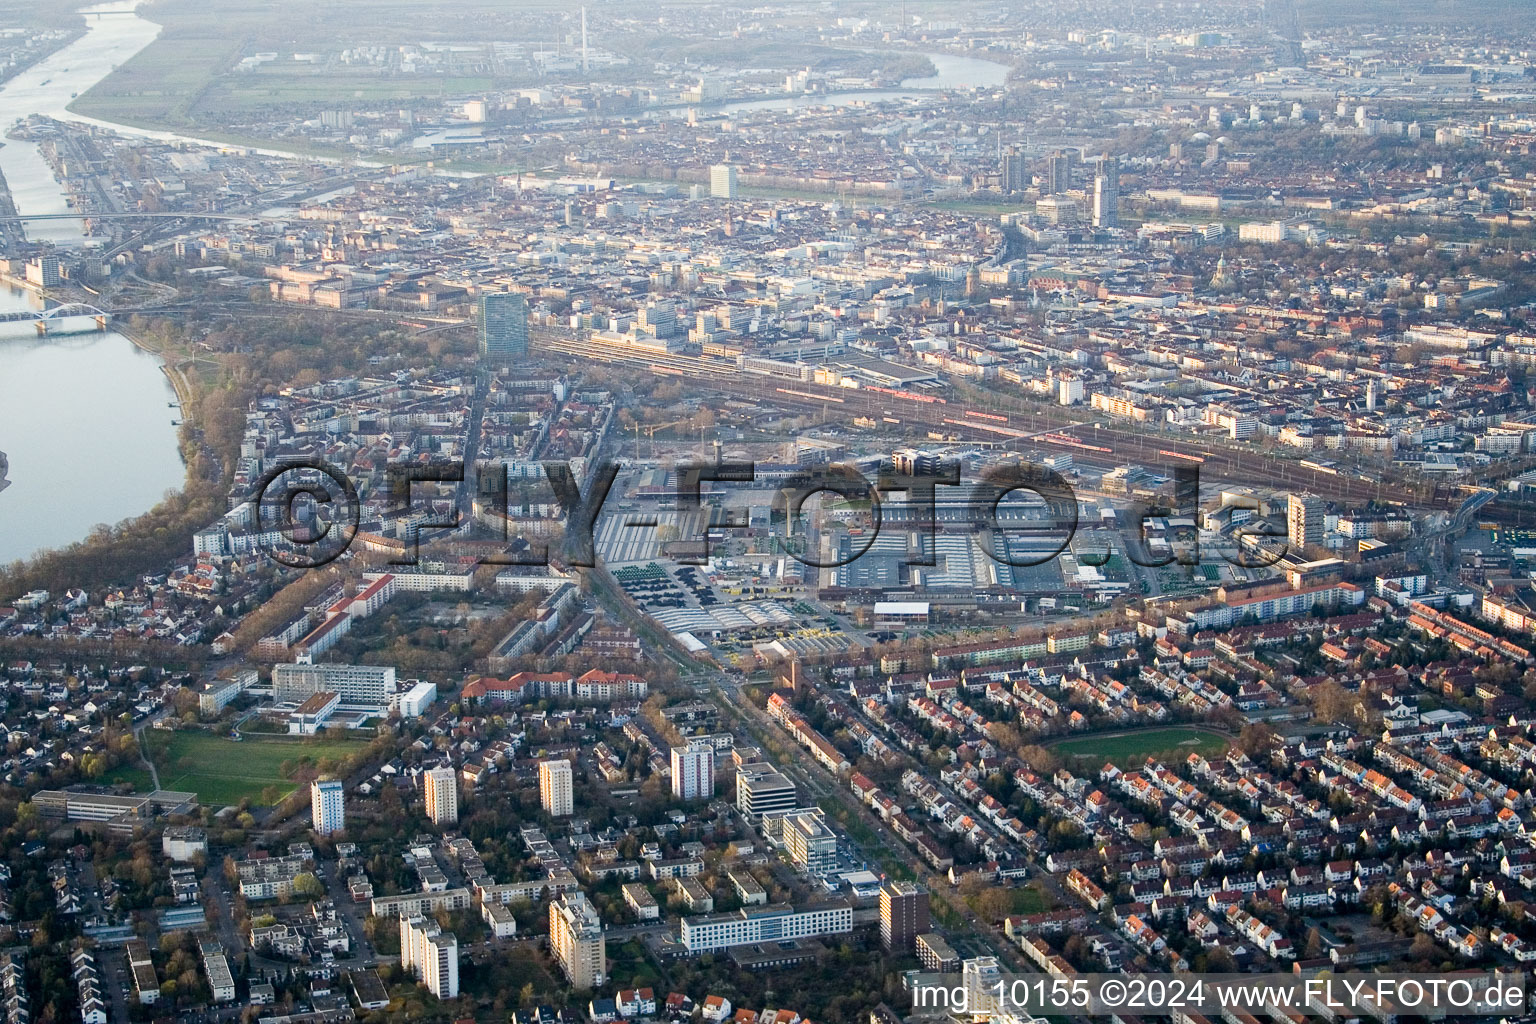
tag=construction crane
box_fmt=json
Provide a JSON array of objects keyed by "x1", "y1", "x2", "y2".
[{"x1": 631, "y1": 418, "x2": 691, "y2": 458}]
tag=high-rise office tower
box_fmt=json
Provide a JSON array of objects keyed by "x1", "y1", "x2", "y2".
[
  {"x1": 539, "y1": 758, "x2": 574, "y2": 816},
  {"x1": 1043, "y1": 150, "x2": 1072, "y2": 195},
  {"x1": 311, "y1": 779, "x2": 344, "y2": 835},
  {"x1": 782, "y1": 809, "x2": 839, "y2": 873},
  {"x1": 549, "y1": 892, "x2": 606, "y2": 989},
  {"x1": 478, "y1": 291, "x2": 529, "y2": 365},
  {"x1": 1288, "y1": 493, "x2": 1325, "y2": 550},
  {"x1": 638, "y1": 299, "x2": 678, "y2": 338},
  {"x1": 1092, "y1": 155, "x2": 1119, "y2": 228},
  {"x1": 1001, "y1": 146, "x2": 1029, "y2": 193},
  {"x1": 879, "y1": 880, "x2": 931, "y2": 952},
  {"x1": 735, "y1": 765, "x2": 797, "y2": 820},
  {"x1": 424, "y1": 766, "x2": 458, "y2": 826},
  {"x1": 710, "y1": 163, "x2": 738, "y2": 199},
  {"x1": 670, "y1": 742, "x2": 715, "y2": 800}
]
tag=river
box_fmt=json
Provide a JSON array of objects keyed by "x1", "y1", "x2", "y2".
[
  {"x1": 716, "y1": 51, "x2": 1011, "y2": 114},
  {"x1": 0, "y1": 1, "x2": 162, "y2": 244},
  {"x1": 1, "y1": 1, "x2": 363, "y2": 168},
  {"x1": 0, "y1": 2, "x2": 185, "y2": 565},
  {"x1": 0, "y1": 286, "x2": 184, "y2": 566}
]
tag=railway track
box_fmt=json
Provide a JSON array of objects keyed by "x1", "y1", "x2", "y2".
[{"x1": 533, "y1": 331, "x2": 1455, "y2": 511}]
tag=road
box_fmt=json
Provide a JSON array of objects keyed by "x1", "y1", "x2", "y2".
[
  {"x1": 130, "y1": 713, "x2": 166, "y2": 790},
  {"x1": 456, "y1": 378, "x2": 490, "y2": 528},
  {"x1": 317, "y1": 858, "x2": 386, "y2": 968},
  {"x1": 203, "y1": 873, "x2": 245, "y2": 960},
  {"x1": 74, "y1": 859, "x2": 136, "y2": 1024},
  {"x1": 1424, "y1": 487, "x2": 1497, "y2": 583}
]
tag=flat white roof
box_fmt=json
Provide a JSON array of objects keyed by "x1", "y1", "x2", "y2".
[{"x1": 873, "y1": 601, "x2": 930, "y2": 615}]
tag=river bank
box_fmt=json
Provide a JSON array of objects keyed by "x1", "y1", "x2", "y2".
[
  {"x1": 0, "y1": 274, "x2": 188, "y2": 565},
  {"x1": 0, "y1": 2, "x2": 213, "y2": 568},
  {"x1": 115, "y1": 319, "x2": 194, "y2": 416}
]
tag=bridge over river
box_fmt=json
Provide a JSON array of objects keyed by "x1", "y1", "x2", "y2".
[{"x1": 0, "y1": 302, "x2": 111, "y2": 335}]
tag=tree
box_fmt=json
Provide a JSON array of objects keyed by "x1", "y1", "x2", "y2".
[
  {"x1": 1236, "y1": 722, "x2": 1279, "y2": 757},
  {"x1": 1208, "y1": 704, "x2": 1244, "y2": 731},
  {"x1": 975, "y1": 887, "x2": 1015, "y2": 924},
  {"x1": 1206, "y1": 947, "x2": 1237, "y2": 972},
  {"x1": 1018, "y1": 745, "x2": 1061, "y2": 775},
  {"x1": 291, "y1": 872, "x2": 325, "y2": 899},
  {"x1": 1303, "y1": 927, "x2": 1325, "y2": 959},
  {"x1": 1310, "y1": 680, "x2": 1357, "y2": 724},
  {"x1": 986, "y1": 721, "x2": 1025, "y2": 756}
]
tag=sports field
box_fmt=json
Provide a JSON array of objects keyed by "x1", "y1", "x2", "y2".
[
  {"x1": 142, "y1": 730, "x2": 369, "y2": 806},
  {"x1": 1048, "y1": 727, "x2": 1228, "y2": 766}
]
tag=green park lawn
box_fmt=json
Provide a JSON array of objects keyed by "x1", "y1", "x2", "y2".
[
  {"x1": 99, "y1": 763, "x2": 154, "y2": 792},
  {"x1": 140, "y1": 730, "x2": 369, "y2": 807},
  {"x1": 1048, "y1": 726, "x2": 1229, "y2": 767}
]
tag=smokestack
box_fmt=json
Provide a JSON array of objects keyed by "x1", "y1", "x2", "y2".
[{"x1": 581, "y1": 7, "x2": 589, "y2": 71}]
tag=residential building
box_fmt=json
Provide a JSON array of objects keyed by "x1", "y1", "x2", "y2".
[
  {"x1": 550, "y1": 892, "x2": 606, "y2": 989},
  {"x1": 1001, "y1": 147, "x2": 1029, "y2": 193},
  {"x1": 236, "y1": 853, "x2": 312, "y2": 900},
  {"x1": 162, "y1": 826, "x2": 207, "y2": 862},
  {"x1": 670, "y1": 741, "x2": 714, "y2": 800},
  {"x1": 198, "y1": 669, "x2": 255, "y2": 716},
  {"x1": 70, "y1": 948, "x2": 106, "y2": 1024},
  {"x1": 1288, "y1": 493, "x2": 1325, "y2": 551},
  {"x1": 1093, "y1": 155, "x2": 1119, "y2": 228},
  {"x1": 1043, "y1": 150, "x2": 1072, "y2": 195},
  {"x1": 917, "y1": 932, "x2": 960, "y2": 972},
  {"x1": 126, "y1": 940, "x2": 158, "y2": 1005},
  {"x1": 424, "y1": 767, "x2": 459, "y2": 826},
  {"x1": 879, "y1": 881, "x2": 930, "y2": 952},
  {"x1": 623, "y1": 882, "x2": 659, "y2": 920},
  {"x1": 199, "y1": 940, "x2": 236, "y2": 1004},
  {"x1": 483, "y1": 901, "x2": 518, "y2": 937},
  {"x1": 539, "y1": 758, "x2": 574, "y2": 817},
  {"x1": 25, "y1": 254, "x2": 60, "y2": 288},
  {"x1": 272, "y1": 662, "x2": 395, "y2": 709},
  {"x1": 962, "y1": 957, "x2": 1002, "y2": 1020},
  {"x1": 311, "y1": 780, "x2": 345, "y2": 835},
  {"x1": 370, "y1": 888, "x2": 474, "y2": 919},
  {"x1": 401, "y1": 915, "x2": 459, "y2": 998}
]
